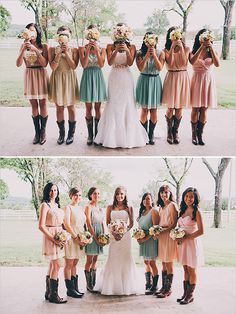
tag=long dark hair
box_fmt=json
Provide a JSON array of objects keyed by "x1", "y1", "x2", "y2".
[
  {"x1": 179, "y1": 187, "x2": 200, "y2": 221},
  {"x1": 139, "y1": 192, "x2": 154, "y2": 218},
  {"x1": 157, "y1": 185, "x2": 174, "y2": 208},
  {"x1": 192, "y1": 28, "x2": 212, "y2": 57},
  {"x1": 26, "y1": 23, "x2": 43, "y2": 48},
  {"x1": 139, "y1": 31, "x2": 157, "y2": 58},
  {"x1": 112, "y1": 186, "x2": 128, "y2": 209},
  {"x1": 165, "y1": 26, "x2": 184, "y2": 51},
  {"x1": 42, "y1": 182, "x2": 60, "y2": 207}
]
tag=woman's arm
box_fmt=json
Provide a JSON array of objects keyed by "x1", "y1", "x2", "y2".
[
  {"x1": 63, "y1": 46, "x2": 79, "y2": 70},
  {"x1": 189, "y1": 44, "x2": 204, "y2": 65},
  {"x1": 63, "y1": 205, "x2": 77, "y2": 239},
  {"x1": 48, "y1": 47, "x2": 61, "y2": 70},
  {"x1": 185, "y1": 210, "x2": 204, "y2": 240},
  {"x1": 128, "y1": 206, "x2": 134, "y2": 229},
  {"x1": 208, "y1": 42, "x2": 220, "y2": 67},
  {"x1": 106, "y1": 44, "x2": 119, "y2": 66},
  {"x1": 84, "y1": 205, "x2": 97, "y2": 240},
  {"x1": 124, "y1": 44, "x2": 136, "y2": 66},
  {"x1": 38, "y1": 203, "x2": 59, "y2": 244},
  {"x1": 30, "y1": 43, "x2": 48, "y2": 67},
  {"x1": 78, "y1": 45, "x2": 90, "y2": 68},
  {"x1": 162, "y1": 203, "x2": 178, "y2": 233},
  {"x1": 16, "y1": 43, "x2": 26, "y2": 67},
  {"x1": 152, "y1": 49, "x2": 165, "y2": 71},
  {"x1": 136, "y1": 49, "x2": 150, "y2": 72},
  {"x1": 106, "y1": 205, "x2": 112, "y2": 225}
]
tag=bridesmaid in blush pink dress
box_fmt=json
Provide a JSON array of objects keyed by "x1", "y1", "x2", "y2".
[
  {"x1": 189, "y1": 29, "x2": 220, "y2": 146},
  {"x1": 162, "y1": 26, "x2": 190, "y2": 145},
  {"x1": 176, "y1": 187, "x2": 204, "y2": 305}
]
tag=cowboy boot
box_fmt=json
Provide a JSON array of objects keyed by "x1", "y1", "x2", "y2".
[
  {"x1": 84, "y1": 270, "x2": 93, "y2": 292},
  {"x1": 165, "y1": 115, "x2": 173, "y2": 144},
  {"x1": 91, "y1": 269, "x2": 97, "y2": 288},
  {"x1": 39, "y1": 115, "x2": 48, "y2": 145},
  {"x1": 172, "y1": 116, "x2": 182, "y2": 144},
  {"x1": 146, "y1": 275, "x2": 159, "y2": 295},
  {"x1": 32, "y1": 115, "x2": 40, "y2": 144},
  {"x1": 180, "y1": 283, "x2": 196, "y2": 304},
  {"x1": 71, "y1": 275, "x2": 84, "y2": 296},
  {"x1": 66, "y1": 120, "x2": 76, "y2": 145},
  {"x1": 145, "y1": 272, "x2": 152, "y2": 294},
  {"x1": 191, "y1": 121, "x2": 198, "y2": 145},
  {"x1": 197, "y1": 121, "x2": 206, "y2": 145},
  {"x1": 57, "y1": 120, "x2": 65, "y2": 145},
  {"x1": 141, "y1": 120, "x2": 148, "y2": 132},
  {"x1": 155, "y1": 271, "x2": 167, "y2": 296},
  {"x1": 94, "y1": 118, "x2": 100, "y2": 138},
  {"x1": 86, "y1": 118, "x2": 93, "y2": 145},
  {"x1": 177, "y1": 280, "x2": 189, "y2": 302},
  {"x1": 45, "y1": 275, "x2": 50, "y2": 300},
  {"x1": 65, "y1": 279, "x2": 83, "y2": 298},
  {"x1": 157, "y1": 273, "x2": 173, "y2": 298},
  {"x1": 148, "y1": 120, "x2": 157, "y2": 145},
  {"x1": 48, "y1": 279, "x2": 67, "y2": 304}
]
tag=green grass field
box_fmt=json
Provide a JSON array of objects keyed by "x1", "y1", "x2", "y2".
[
  {"x1": 0, "y1": 44, "x2": 236, "y2": 108},
  {"x1": 0, "y1": 215, "x2": 235, "y2": 267}
]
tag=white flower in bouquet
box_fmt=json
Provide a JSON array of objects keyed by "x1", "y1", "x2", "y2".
[
  {"x1": 144, "y1": 33, "x2": 158, "y2": 46},
  {"x1": 84, "y1": 27, "x2": 100, "y2": 42},
  {"x1": 56, "y1": 30, "x2": 71, "y2": 45},
  {"x1": 199, "y1": 30, "x2": 215, "y2": 43},
  {"x1": 98, "y1": 233, "x2": 110, "y2": 246},
  {"x1": 18, "y1": 28, "x2": 35, "y2": 41},
  {"x1": 78, "y1": 231, "x2": 93, "y2": 245},
  {"x1": 169, "y1": 226, "x2": 185, "y2": 240},
  {"x1": 149, "y1": 225, "x2": 163, "y2": 236},
  {"x1": 132, "y1": 228, "x2": 145, "y2": 240},
  {"x1": 169, "y1": 29, "x2": 183, "y2": 41},
  {"x1": 109, "y1": 219, "x2": 127, "y2": 240},
  {"x1": 54, "y1": 230, "x2": 71, "y2": 248},
  {"x1": 111, "y1": 25, "x2": 133, "y2": 43}
]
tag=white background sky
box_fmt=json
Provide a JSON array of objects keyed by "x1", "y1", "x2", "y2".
[{"x1": 1, "y1": 0, "x2": 235, "y2": 30}]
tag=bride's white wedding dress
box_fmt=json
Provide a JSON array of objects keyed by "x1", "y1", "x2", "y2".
[
  {"x1": 94, "y1": 52, "x2": 148, "y2": 148},
  {"x1": 94, "y1": 210, "x2": 145, "y2": 295}
]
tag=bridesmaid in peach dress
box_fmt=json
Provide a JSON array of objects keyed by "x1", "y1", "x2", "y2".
[
  {"x1": 39, "y1": 183, "x2": 67, "y2": 304},
  {"x1": 189, "y1": 29, "x2": 220, "y2": 146},
  {"x1": 162, "y1": 27, "x2": 190, "y2": 144},
  {"x1": 154, "y1": 185, "x2": 178, "y2": 299},
  {"x1": 176, "y1": 187, "x2": 204, "y2": 305}
]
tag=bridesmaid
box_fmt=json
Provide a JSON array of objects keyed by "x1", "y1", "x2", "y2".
[
  {"x1": 154, "y1": 185, "x2": 178, "y2": 298},
  {"x1": 63, "y1": 187, "x2": 86, "y2": 298},
  {"x1": 79, "y1": 25, "x2": 107, "y2": 145},
  {"x1": 177, "y1": 187, "x2": 204, "y2": 304},
  {"x1": 16, "y1": 23, "x2": 49, "y2": 145},
  {"x1": 162, "y1": 26, "x2": 190, "y2": 144},
  {"x1": 137, "y1": 193, "x2": 160, "y2": 295},
  {"x1": 84, "y1": 187, "x2": 105, "y2": 291},
  {"x1": 38, "y1": 182, "x2": 67, "y2": 304},
  {"x1": 136, "y1": 32, "x2": 165, "y2": 145},
  {"x1": 189, "y1": 29, "x2": 219, "y2": 145},
  {"x1": 48, "y1": 26, "x2": 79, "y2": 145}
]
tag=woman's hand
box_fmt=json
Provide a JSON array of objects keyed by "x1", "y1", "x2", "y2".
[
  {"x1": 24, "y1": 41, "x2": 31, "y2": 51},
  {"x1": 61, "y1": 43, "x2": 69, "y2": 53},
  {"x1": 137, "y1": 238, "x2": 146, "y2": 244}
]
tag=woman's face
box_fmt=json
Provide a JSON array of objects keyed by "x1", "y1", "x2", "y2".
[
  {"x1": 71, "y1": 190, "x2": 82, "y2": 204},
  {"x1": 49, "y1": 185, "x2": 58, "y2": 201},
  {"x1": 143, "y1": 194, "x2": 152, "y2": 208},
  {"x1": 115, "y1": 189, "x2": 126, "y2": 203},
  {"x1": 91, "y1": 189, "x2": 100, "y2": 202},
  {"x1": 184, "y1": 191, "x2": 195, "y2": 207},
  {"x1": 28, "y1": 26, "x2": 37, "y2": 41},
  {"x1": 160, "y1": 188, "x2": 171, "y2": 203}
]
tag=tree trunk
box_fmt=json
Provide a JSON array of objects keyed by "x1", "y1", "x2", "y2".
[
  {"x1": 31, "y1": 181, "x2": 40, "y2": 219},
  {"x1": 176, "y1": 183, "x2": 180, "y2": 206},
  {"x1": 221, "y1": 0, "x2": 235, "y2": 60},
  {"x1": 182, "y1": 12, "x2": 187, "y2": 34},
  {"x1": 213, "y1": 177, "x2": 223, "y2": 228}
]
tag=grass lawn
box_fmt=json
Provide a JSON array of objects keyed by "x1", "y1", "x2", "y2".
[
  {"x1": 0, "y1": 41, "x2": 236, "y2": 108},
  {"x1": 0, "y1": 214, "x2": 235, "y2": 267}
]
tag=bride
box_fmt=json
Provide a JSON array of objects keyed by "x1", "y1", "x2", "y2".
[
  {"x1": 94, "y1": 23, "x2": 148, "y2": 148},
  {"x1": 94, "y1": 186, "x2": 144, "y2": 295}
]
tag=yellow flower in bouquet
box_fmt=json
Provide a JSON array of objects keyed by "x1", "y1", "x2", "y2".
[
  {"x1": 18, "y1": 28, "x2": 35, "y2": 40},
  {"x1": 98, "y1": 233, "x2": 110, "y2": 246},
  {"x1": 169, "y1": 29, "x2": 183, "y2": 41},
  {"x1": 144, "y1": 34, "x2": 158, "y2": 46},
  {"x1": 132, "y1": 228, "x2": 145, "y2": 240},
  {"x1": 149, "y1": 225, "x2": 163, "y2": 236},
  {"x1": 54, "y1": 230, "x2": 71, "y2": 248},
  {"x1": 57, "y1": 30, "x2": 71, "y2": 45},
  {"x1": 169, "y1": 226, "x2": 185, "y2": 240},
  {"x1": 111, "y1": 25, "x2": 133, "y2": 42},
  {"x1": 84, "y1": 27, "x2": 100, "y2": 42},
  {"x1": 199, "y1": 30, "x2": 215, "y2": 43}
]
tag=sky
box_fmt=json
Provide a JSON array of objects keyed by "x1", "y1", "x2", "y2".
[
  {"x1": 1, "y1": 0, "x2": 235, "y2": 30},
  {"x1": 1, "y1": 158, "x2": 235, "y2": 203}
]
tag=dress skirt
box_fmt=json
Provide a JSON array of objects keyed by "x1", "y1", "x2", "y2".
[
  {"x1": 85, "y1": 223, "x2": 103, "y2": 255},
  {"x1": 42, "y1": 226, "x2": 64, "y2": 260},
  {"x1": 136, "y1": 74, "x2": 162, "y2": 108},
  {"x1": 24, "y1": 67, "x2": 49, "y2": 100}
]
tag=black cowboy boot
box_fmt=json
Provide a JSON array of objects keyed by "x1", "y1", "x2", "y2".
[
  {"x1": 45, "y1": 275, "x2": 50, "y2": 300},
  {"x1": 197, "y1": 121, "x2": 206, "y2": 145},
  {"x1": 71, "y1": 275, "x2": 84, "y2": 296},
  {"x1": 39, "y1": 115, "x2": 48, "y2": 145},
  {"x1": 177, "y1": 280, "x2": 189, "y2": 302},
  {"x1": 145, "y1": 272, "x2": 152, "y2": 294},
  {"x1": 94, "y1": 118, "x2": 100, "y2": 138},
  {"x1": 66, "y1": 120, "x2": 76, "y2": 145},
  {"x1": 57, "y1": 120, "x2": 65, "y2": 145},
  {"x1": 48, "y1": 278, "x2": 67, "y2": 304},
  {"x1": 141, "y1": 120, "x2": 148, "y2": 132},
  {"x1": 84, "y1": 270, "x2": 93, "y2": 292},
  {"x1": 191, "y1": 121, "x2": 198, "y2": 145},
  {"x1": 172, "y1": 116, "x2": 182, "y2": 144},
  {"x1": 157, "y1": 273, "x2": 173, "y2": 298},
  {"x1": 32, "y1": 115, "x2": 40, "y2": 144},
  {"x1": 91, "y1": 269, "x2": 97, "y2": 288},
  {"x1": 148, "y1": 120, "x2": 157, "y2": 145},
  {"x1": 155, "y1": 271, "x2": 167, "y2": 296},
  {"x1": 165, "y1": 115, "x2": 173, "y2": 144},
  {"x1": 146, "y1": 274, "x2": 159, "y2": 295},
  {"x1": 180, "y1": 283, "x2": 196, "y2": 304},
  {"x1": 65, "y1": 279, "x2": 83, "y2": 298},
  {"x1": 86, "y1": 118, "x2": 93, "y2": 145}
]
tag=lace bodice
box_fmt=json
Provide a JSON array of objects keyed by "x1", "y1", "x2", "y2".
[
  {"x1": 45, "y1": 203, "x2": 64, "y2": 226},
  {"x1": 110, "y1": 209, "x2": 129, "y2": 223},
  {"x1": 112, "y1": 52, "x2": 128, "y2": 67},
  {"x1": 91, "y1": 207, "x2": 104, "y2": 224}
]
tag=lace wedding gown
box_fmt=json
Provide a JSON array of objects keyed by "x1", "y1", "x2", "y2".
[
  {"x1": 94, "y1": 210, "x2": 145, "y2": 295},
  {"x1": 94, "y1": 52, "x2": 148, "y2": 148}
]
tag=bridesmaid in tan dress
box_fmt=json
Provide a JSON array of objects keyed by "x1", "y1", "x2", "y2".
[
  {"x1": 16, "y1": 23, "x2": 49, "y2": 145},
  {"x1": 154, "y1": 185, "x2": 178, "y2": 299},
  {"x1": 162, "y1": 26, "x2": 190, "y2": 144},
  {"x1": 38, "y1": 182, "x2": 67, "y2": 304},
  {"x1": 63, "y1": 187, "x2": 86, "y2": 298},
  {"x1": 48, "y1": 26, "x2": 79, "y2": 145}
]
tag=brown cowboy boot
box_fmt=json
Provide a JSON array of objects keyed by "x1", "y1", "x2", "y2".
[
  {"x1": 172, "y1": 116, "x2": 182, "y2": 144},
  {"x1": 145, "y1": 271, "x2": 152, "y2": 294},
  {"x1": 148, "y1": 120, "x2": 157, "y2": 145},
  {"x1": 191, "y1": 122, "x2": 198, "y2": 145},
  {"x1": 45, "y1": 275, "x2": 50, "y2": 300},
  {"x1": 57, "y1": 120, "x2": 65, "y2": 145},
  {"x1": 165, "y1": 116, "x2": 173, "y2": 144},
  {"x1": 180, "y1": 283, "x2": 196, "y2": 304},
  {"x1": 32, "y1": 115, "x2": 40, "y2": 144},
  {"x1": 197, "y1": 121, "x2": 206, "y2": 145},
  {"x1": 66, "y1": 120, "x2": 76, "y2": 145},
  {"x1": 177, "y1": 280, "x2": 189, "y2": 302},
  {"x1": 85, "y1": 118, "x2": 93, "y2": 145},
  {"x1": 39, "y1": 115, "x2": 48, "y2": 145},
  {"x1": 48, "y1": 279, "x2": 67, "y2": 304},
  {"x1": 155, "y1": 271, "x2": 167, "y2": 296},
  {"x1": 157, "y1": 273, "x2": 173, "y2": 298}
]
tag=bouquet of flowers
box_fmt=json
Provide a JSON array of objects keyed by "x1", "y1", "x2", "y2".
[
  {"x1": 78, "y1": 230, "x2": 93, "y2": 244},
  {"x1": 169, "y1": 29, "x2": 183, "y2": 41},
  {"x1": 169, "y1": 226, "x2": 185, "y2": 240},
  {"x1": 84, "y1": 27, "x2": 100, "y2": 42},
  {"x1": 98, "y1": 233, "x2": 110, "y2": 246},
  {"x1": 56, "y1": 30, "x2": 70, "y2": 45},
  {"x1": 109, "y1": 219, "x2": 127, "y2": 241},
  {"x1": 144, "y1": 33, "x2": 158, "y2": 46},
  {"x1": 132, "y1": 228, "x2": 145, "y2": 240},
  {"x1": 54, "y1": 230, "x2": 71, "y2": 248},
  {"x1": 199, "y1": 30, "x2": 215, "y2": 43},
  {"x1": 111, "y1": 25, "x2": 133, "y2": 43},
  {"x1": 18, "y1": 28, "x2": 35, "y2": 41},
  {"x1": 149, "y1": 225, "x2": 163, "y2": 236}
]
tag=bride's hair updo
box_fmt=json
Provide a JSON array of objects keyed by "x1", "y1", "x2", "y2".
[{"x1": 112, "y1": 186, "x2": 128, "y2": 209}]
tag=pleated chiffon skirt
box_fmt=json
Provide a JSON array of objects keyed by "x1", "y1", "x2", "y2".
[{"x1": 136, "y1": 74, "x2": 162, "y2": 108}]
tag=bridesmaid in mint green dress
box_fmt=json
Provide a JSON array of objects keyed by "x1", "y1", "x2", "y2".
[
  {"x1": 137, "y1": 192, "x2": 160, "y2": 295},
  {"x1": 136, "y1": 32, "x2": 165, "y2": 145},
  {"x1": 84, "y1": 187, "x2": 105, "y2": 292},
  {"x1": 79, "y1": 25, "x2": 107, "y2": 146}
]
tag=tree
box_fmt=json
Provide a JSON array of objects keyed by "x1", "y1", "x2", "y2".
[
  {"x1": 0, "y1": 5, "x2": 11, "y2": 37},
  {"x1": 144, "y1": 9, "x2": 169, "y2": 35},
  {"x1": 202, "y1": 158, "x2": 231, "y2": 228},
  {"x1": 0, "y1": 179, "x2": 9, "y2": 200},
  {"x1": 220, "y1": 0, "x2": 236, "y2": 59},
  {"x1": 163, "y1": 0, "x2": 196, "y2": 34}
]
